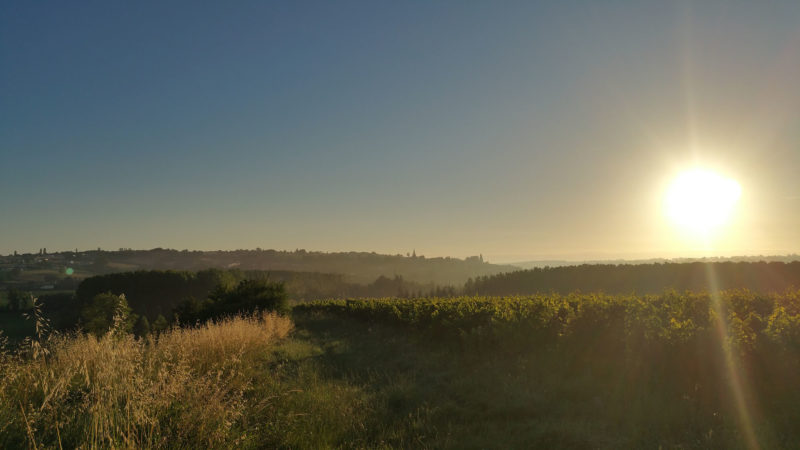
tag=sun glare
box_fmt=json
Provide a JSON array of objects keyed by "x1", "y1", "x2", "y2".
[{"x1": 664, "y1": 168, "x2": 741, "y2": 235}]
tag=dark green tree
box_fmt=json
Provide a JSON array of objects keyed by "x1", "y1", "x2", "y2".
[
  {"x1": 207, "y1": 278, "x2": 289, "y2": 317},
  {"x1": 174, "y1": 296, "x2": 206, "y2": 326},
  {"x1": 134, "y1": 315, "x2": 150, "y2": 337},
  {"x1": 152, "y1": 314, "x2": 169, "y2": 333},
  {"x1": 6, "y1": 289, "x2": 29, "y2": 311},
  {"x1": 80, "y1": 293, "x2": 136, "y2": 337},
  {"x1": 174, "y1": 279, "x2": 288, "y2": 325}
]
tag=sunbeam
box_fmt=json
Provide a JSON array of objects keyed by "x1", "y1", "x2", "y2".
[{"x1": 704, "y1": 263, "x2": 760, "y2": 450}]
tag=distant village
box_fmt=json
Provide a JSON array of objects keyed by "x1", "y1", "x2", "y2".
[
  {"x1": 0, "y1": 247, "x2": 499, "y2": 295},
  {"x1": 0, "y1": 248, "x2": 108, "y2": 292}
]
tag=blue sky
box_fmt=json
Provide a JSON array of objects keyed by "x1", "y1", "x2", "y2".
[{"x1": 2, "y1": 1, "x2": 799, "y2": 261}]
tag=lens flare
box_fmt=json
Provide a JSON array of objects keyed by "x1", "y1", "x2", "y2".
[{"x1": 704, "y1": 264, "x2": 760, "y2": 450}]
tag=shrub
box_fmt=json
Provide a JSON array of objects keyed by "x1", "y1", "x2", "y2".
[
  {"x1": 176, "y1": 279, "x2": 289, "y2": 325},
  {"x1": 80, "y1": 293, "x2": 137, "y2": 337}
]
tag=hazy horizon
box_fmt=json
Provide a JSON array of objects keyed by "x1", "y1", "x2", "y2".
[
  {"x1": 5, "y1": 244, "x2": 800, "y2": 267},
  {"x1": 3, "y1": 2, "x2": 799, "y2": 261}
]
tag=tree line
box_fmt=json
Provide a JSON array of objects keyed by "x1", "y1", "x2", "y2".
[
  {"x1": 29, "y1": 268, "x2": 454, "y2": 336},
  {"x1": 465, "y1": 261, "x2": 800, "y2": 295},
  {"x1": 15, "y1": 261, "x2": 799, "y2": 339}
]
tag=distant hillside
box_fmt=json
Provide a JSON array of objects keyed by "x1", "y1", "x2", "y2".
[
  {"x1": 508, "y1": 254, "x2": 800, "y2": 270},
  {"x1": 466, "y1": 261, "x2": 800, "y2": 295},
  {"x1": 42, "y1": 248, "x2": 516, "y2": 286}
]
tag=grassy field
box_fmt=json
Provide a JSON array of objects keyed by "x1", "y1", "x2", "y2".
[{"x1": 3, "y1": 291, "x2": 800, "y2": 448}]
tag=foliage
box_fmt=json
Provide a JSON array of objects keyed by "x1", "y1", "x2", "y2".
[
  {"x1": 0, "y1": 312, "x2": 34, "y2": 342},
  {"x1": 152, "y1": 314, "x2": 169, "y2": 334},
  {"x1": 207, "y1": 278, "x2": 290, "y2": 316},
  {"x1": 299, "y1": 289, "x2": 800, "y2": 443},
  {"x1": 76, "y1": 269, "x2": 241, "y2": 321},
  {"x1": 466, "y1": 261, "x2": 800, "y2": 295},
  {"x1": 80, "y1": 293, "x2": 137, "y2": 337},
  {"x1": 6, "y1": 288, "x2": 31, "y2": 311},
  {"x1": 74, "y1": 269, "x2": 442, "y2": 326},
  {"x1": 134, "y1": 315, "x2": 151, "y2": 337},
  {"x1": 3, "y1": 290, "x2": 800, "y2": 447},
  {"x1": 299, "y1": 290, "x2": 800, "y2": 354},
  {"x1": 175, "y1": 279, "x2": 289, "y2": 325},
  {"x1": 39, "y1": 292, "x2": 81, "y2": 331}
]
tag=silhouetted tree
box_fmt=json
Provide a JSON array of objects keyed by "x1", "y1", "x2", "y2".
[
  {"x1": 466, "y1": 261, "x2": 800, "y2": 296},
  {"x1": 174, "y1": 296, "x2": 205, "y2": 326},
  {"x1": 6, "y1": 289, "x2": 29, "y2": 311},
  {"x1": 174, "y1": 279, "x2": 288, "y2": 325},
  {"x1": 134, "y1": 315, "x2": 151, "y2": 337},
  {"x1": 80, "y1": 293, "x2": 136, "y2": 336},
  {"x1": 152, "y1": 314, "x2": 169, "y2": 333}
]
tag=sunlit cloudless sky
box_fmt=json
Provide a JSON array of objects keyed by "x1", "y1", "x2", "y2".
[{"x1": 2, "y1": 1, "x2": 799, "y2": 262}]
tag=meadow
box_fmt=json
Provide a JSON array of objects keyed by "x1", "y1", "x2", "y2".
[{"x1": 2, "y1": 290, "x2": 800, "y2": 448}]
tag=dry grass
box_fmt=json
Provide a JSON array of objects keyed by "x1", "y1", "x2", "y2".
[
  {"x1": 158, "y1": 311, "x2": 293, "y2": 373},
  {"x1": 0, "y1": 309, "x2": 293, "y2": 448}
]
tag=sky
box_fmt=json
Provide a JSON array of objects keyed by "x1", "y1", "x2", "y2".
[{"x1": 1, "y1": 1, "x2": 799, "y2": 263}]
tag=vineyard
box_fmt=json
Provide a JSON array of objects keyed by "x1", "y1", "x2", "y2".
[
  {"x1": 298, "y1": 290, "x2": 800, "y2": 447},
  {"x1": 297, "y1": 290, "x2": 800, "y2": 353}
]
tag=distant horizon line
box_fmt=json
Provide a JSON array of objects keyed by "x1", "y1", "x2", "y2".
[{"x1": 3, "y1": 246, "x2": 798, "y2": 266}]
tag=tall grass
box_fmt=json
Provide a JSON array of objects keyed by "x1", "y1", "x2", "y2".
[{"x1": 0, "y1": 305, "x2": 292, "y2": 448}]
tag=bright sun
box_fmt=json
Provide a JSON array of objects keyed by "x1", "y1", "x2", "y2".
[{"x1": 664, "y1": 168, "x2": 741, "y2": 235}]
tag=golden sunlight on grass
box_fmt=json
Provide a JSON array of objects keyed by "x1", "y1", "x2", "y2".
[
  {"x1": 0, "y1": 312, "x2": 292, "y2": 448},
  {"x1": 157, "y1": 311, "x2": 293, "y2": 372}
]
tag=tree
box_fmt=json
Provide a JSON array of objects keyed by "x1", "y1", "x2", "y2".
[
  {"x1": 174, "y1": 279, "x2": 288, "y2": 325},
  {"x1": 80, "y1": 293, "x2": 137, "y2": 337},
  {"x1": 7, "y1": 289, "x2": 29, "y2": 311},
  {"x1": 152, "y1": 314, "x2": 169, "y2": 334},
  {"x1": 134, "y1": 315, "x2": 150, "y2": 337},
  {"x1": 207, "y1": 279, "x2": 289, "y2": 317},
  {"x1": 39, "y1": 292, "x2": 81, "y2": 331},
  {"x1": 174, "y1": 296, "x2": 205, "y2": 326}
]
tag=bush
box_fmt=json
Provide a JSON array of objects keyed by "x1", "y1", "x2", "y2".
[
  {"x1": 6, "y1": 288, "x2": 30, "y2": 311},
  {"x1": 175, "y1": 279, "x2": 289, "y2": 325},
  {"x1": 80, "y1": 293, "x2": 137, "y2": 337}
]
